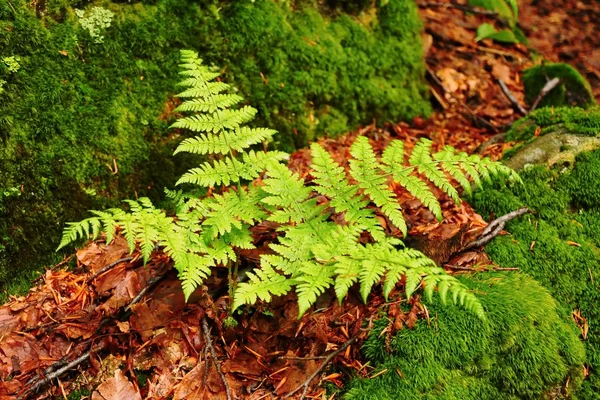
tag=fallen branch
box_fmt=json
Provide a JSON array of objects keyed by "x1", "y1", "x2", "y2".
[
  {"x1": 21, "y1": 265, "x2": 170, "y2": 397},
  {"x1": 284, "y1": 336, "x2": 358, "y2": 400},
  {"x1": 446, "y1": 264, "x2": 519, "y2": 272},
  {"x1": 19, "y1": 343, "x2": 104, "y2": 400},
  {"x1": 87, "y1": 256, "x2": 135, "y2": 283},
  {"x1": 202, "y1": 317, "x2": 233, "y2": 400},
  {"x1": 530, "y1": 77, "x2": 561, "y2": 112},
  {"x1": 418, "y1": 1, "x2": 498, "y2": 16},
  {"x1": 464, "y1": 207, "x2": 530, "y2": 250},
  {"x1": 498, "y1": 79, "x2": 528, "y2": 115}
]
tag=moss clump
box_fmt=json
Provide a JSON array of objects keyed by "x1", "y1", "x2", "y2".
[
  {"x1": 0, "y1": 0, "x2": 429, "y2": 296},
  {"x1": 523, "y1": 63, "x2": 596, "y2": 109},
  {"x1": 506, "y1": 106, "x2": 600, "y2": 142},
  {"x1": 346, "y1": 272, "x2": 585, "y2": 400},
  {"x1": 470, "y1": 149, "x2": 600, "y2": 398}
]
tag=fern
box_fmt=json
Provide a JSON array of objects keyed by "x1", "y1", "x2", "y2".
[{"x1": 58, "y1": 50, "x2": 520, "y2": 321}]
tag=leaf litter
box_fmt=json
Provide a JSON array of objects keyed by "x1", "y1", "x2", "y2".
[{"x1": 2, "y1": 1, "x2": 598, "y2": 398}]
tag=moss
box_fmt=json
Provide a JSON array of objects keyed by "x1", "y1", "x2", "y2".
[
  {"x1": 470, "y1": 150, "x2": 600, "y2": 398},
  {"x1": 346, "y1": 272, "x2": 585, "y2": 399},
  {"x1": 523, "y1": 63, "x2": 596, "y2": 109},
  {"x1": 507, "y1": 106, "x2": 600, "y2": 142},
  {"x1": 0, "y1": 0, "x2": 429, "y2": 295}
]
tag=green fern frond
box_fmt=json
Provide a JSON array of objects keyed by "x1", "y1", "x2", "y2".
[
  {"x1": 423, "y1": 273, "x2": 486, "y2": 320},
  {"x1": 333, "y1": 257, "x2": 361, "y2": 303},
  {"x1": 175, "y1": 127, "x2": 276, "y2": 155},
  {"x1": 56, "y1": 217, "x2": 102, "y2": 251},
  {"x1": 232, "y1": 258, "x2": 295, "y2": 311},
  {"x1": 174, "y1": 94, "x2": 243, "y2": 113},
  {"x1": 381, "y1": 141, "x2": 443, "y2": 221},
  {"x1": 409, "y1": 139, "x2": 461, "y2": 204},
  {"x1": 296, "y1": 262, "x2": 335, "y2": 316},
  {"x1": 180, "y1": 254, "x2": 213, "y2": 300},
  {"x1": 349, "y1": 136, "x2": 407, "y2": 235}
]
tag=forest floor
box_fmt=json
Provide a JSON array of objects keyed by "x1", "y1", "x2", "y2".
[{"x1": 1, "y1": 1, "x2": 599, "y2": 399}]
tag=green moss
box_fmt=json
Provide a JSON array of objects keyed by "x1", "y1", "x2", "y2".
[
  {"x1": 346, "y1": 273, "x2": 585, "y2": 399},
  {"x1": 523, "y1": 63, "x2": 596, "y2": 109},
  {"x1": 507, "y1": 106, "x2": 600, "y2": 142},
  {"x1": 470, "y1": 150, "x2": 600, "y2": 398},
  {"x1": 0, "y1": 0, "x2": 429, "y2": 295}
]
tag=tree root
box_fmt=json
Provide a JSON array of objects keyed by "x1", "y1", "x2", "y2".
[
  {"x1": 284, "y1": 335, "x2": 358, "y2": 400},
  {"x1": 201, "y1": 317, "x2": 233, "y2": 400}
]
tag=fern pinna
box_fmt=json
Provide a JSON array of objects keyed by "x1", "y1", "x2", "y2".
[{"x1": 59, "y1": 50, "x2": 519, "y2": 319}]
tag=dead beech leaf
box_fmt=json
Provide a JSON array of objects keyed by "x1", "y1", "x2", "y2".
[{"x1": 91, "y1": 369, "x2": 141, "y2": 400}]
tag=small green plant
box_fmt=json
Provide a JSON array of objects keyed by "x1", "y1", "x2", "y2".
[
  {"x1": 2, "y1": 56, "x2": 20, "y2": 73},
  {"x1": 470, "y1": 0, "x2": 522, "y2": 44},
  {"x1": 75, "y1": 6, "x2": 114, "y2": 44},
  {"x1": 59, "y1": 50, "x2": 519, "y2": 319}
]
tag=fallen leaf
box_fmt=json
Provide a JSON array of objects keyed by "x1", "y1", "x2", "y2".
[{"x1": 91, "y1": 369, "x2": 141, "y2": 400}]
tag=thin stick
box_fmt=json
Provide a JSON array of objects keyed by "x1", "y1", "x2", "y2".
[
  {"x1": 530, "y1": 77, "x2": 561, "y2": 111},
  {"x1": 280, "y1": 355, "x2": 328, "y2": 361},
  {"x1": 87, "y1": 256, "x2": 134, "y2": 283},
  {"x1": 284, "y1": 336, "x2": 358, "y2": 400},
  {"x1": 498, "y1": 79, "x2": 528, "y2": 115},
  {"x1": 22, "y1": 267, "x2": 169, "y2": 396},
  {"x1": 19, "y1": 344, "x2": 102, "y2": 400},
  {"x1": 418, "y1": 1, "x2": 498, "y2": 16},
  {"x1": 202, "y1": 317, "x2": 233, "y2": 400},
  {"x1": 464, "y1": 207, "x2": 530, "y2": 250}
]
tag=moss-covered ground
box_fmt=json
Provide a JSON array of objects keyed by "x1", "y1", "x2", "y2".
[
  {"x1": 469, "y1": 149, "x2": 600, "y2": 398},
  {"x1": 346, "y1": 272, "x2": 586, "y2": 399},
  {"x1": 0, "y1": 0, "x2": 429, "y2": 296},
  {"x1": 523, "y1": 63, "x2": 596, "y2": 109}
]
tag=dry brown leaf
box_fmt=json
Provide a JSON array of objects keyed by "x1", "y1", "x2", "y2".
[{"x1": 91, "y1": 369, "x2": 141, "y2": 400}]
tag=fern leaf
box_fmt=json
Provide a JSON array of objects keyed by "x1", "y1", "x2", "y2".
[
  {"x1": 232, "y1": 258, "x2": 294, "y2": 311},
  {"x1": 409, "y1": 139, "x2": 460, "y2": 204},
  {"x1": 180, "y1": 254, "x2": 213, "y2": 300},
  {"x1": 296, "y1": 262, "x2": 335, "y2": 316},
  {"x1": 175, "y1": 94, "x2": 243, "y2": 113},
  {"x1": 56, "y1": 217, "x2": 101, "y2": 251},
  {"x1": 333, "y1": 257, "x2": 361, "y2": 303},
  {"x1": 349, "y1": 136, "x2": 407, "y2": 235}
]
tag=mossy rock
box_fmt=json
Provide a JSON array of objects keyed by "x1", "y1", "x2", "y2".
[
  {"x1": 346, "y1": 272, "x2": 586, "y2": 399},
  {"x1": 523, "y1": 63, "x2": 596, "y2": 109},
  {"x1": 471, "y1": 149, "x2": 600, "y2": 398},
  {"x1": 504, "y1": 106, "x2": 600, "y2": 170},
  {"x1": 0, "y1": 0, "x2": 429, "y2": 296}
]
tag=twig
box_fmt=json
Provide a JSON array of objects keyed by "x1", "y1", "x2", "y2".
[
  {"x1": 19, "y1": 344, "x2": 104, "y2": 400},
  {"x1": 530, "y1": 77, "x2": 561, "y2": 111},
  {"x1": 446, "y1": 265, "x2": 519, "y2": 272},
  {"x1": 284, "y1": 336, "x2": 358, "y2": 400},
  {"x1": 418, "y1": 1, "x2": 498, "y2": 16},
  {"x1": 21, "y1": 266, "x2": 169, "y2": 397},
  {"x1": 464, "y1": 207, "x2": 530, "y2": 250},
  {"x1": 280, "y1": 355, "x2": 328, "y2": 361},
  {"x1": 498, "y1": 79, "x2": 528, "y2": 115},
  {"x1": 202, "y1": 317, "x2": 233, "y2": 400},
  {"x1": 86, "y1": 256, "x2": 134, "y2": 283},
  {"x1": 124, "y1": 266, "x2": 170, "y2": 313}
]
